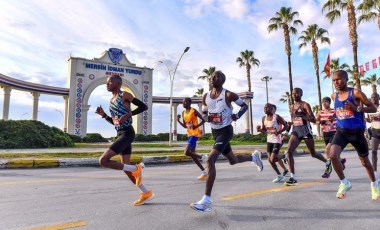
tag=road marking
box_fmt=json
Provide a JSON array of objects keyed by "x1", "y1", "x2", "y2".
[
  {"x1": 27, "y1": 220, "x2": 87, "y2": 230},
  {"x1": 222, "y1": 179, "x2": 326, "y2": 201}
]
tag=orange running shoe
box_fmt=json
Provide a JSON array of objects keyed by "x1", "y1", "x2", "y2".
[
  {"x1": 132, "y1": 163, "x2": 144, "y2": 186},
  {"x1": 134, "y1": 190, "x2": 155, "y2": 206},
  {"x1": 197, "y1": 173, "x2": 207, "y2": 181}
]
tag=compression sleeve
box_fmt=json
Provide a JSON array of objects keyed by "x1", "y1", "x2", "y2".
[
  {"x1": 131, "y1": 98, "x2": 148, "y2": 115},
  {"x1": 235, "y1": 98, "x2": 248, "y2": 119},
  {"x1": 202, "y1": 105, "x2": 208, "y2": 121}
]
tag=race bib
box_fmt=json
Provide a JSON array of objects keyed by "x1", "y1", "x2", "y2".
[
  {"x1": 266, "y1": 127, "x2": 277, "y2": 134},
  {"x1": 336, "y1": 108, "x2": 354, "y2": 120},
  {"x1": 292, "y1": 117, "x2": 303, "y2": 126},
  {"x1": 209, "y1": 113, "x2": 222, "y2": 124},
  {"x1": 112, "y1": 116, "x2": 120, "y2": 127},
  {"x1": 185, "y1": 121, "x2": 193, "y2": 129}
]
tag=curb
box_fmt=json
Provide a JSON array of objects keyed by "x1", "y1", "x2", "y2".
[{"x1": 0, "y1": 148, "x2": 355, "y2": 169}]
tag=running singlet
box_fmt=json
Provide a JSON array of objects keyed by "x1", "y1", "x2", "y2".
[
  {"x1": 205, "y1": 88, "x2": 233, "y2": 129},
  {"x1": 183, "y1": 107, "x2": 201, "y2": 137},
  {"x1": 291, "y1": 102, "x2": 313, "y2": 136},
  {"x1": 334, "y1": 87, "x2": 365, "y2": 130},
  {"x1": 109, "y1": 91, "x2": 133, "y2": 131},
  {"x1": 264, "y1": 114, "x2": 282, "y2": 144},
  {"x1": 368, "y1": 107, "x2": 380, "y2": 129},
  {"x1": 320, "y1": 109, "x2": 337, "y2": 133}
]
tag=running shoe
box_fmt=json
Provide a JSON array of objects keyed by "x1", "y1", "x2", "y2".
[
  {"x1": 252, "y1": 150, "x2": 264, "y2": 172},
  {"x1": 371, "y1": 183, "x2": 380, "y2": 200},
  {"x1": 341, "y1": 158, "x2": 346, "y2": 171},
  {"x1": 282, "y1": 169, "x2": 289, "y2": 177},
  {"x1": 190, "y1": 200, "x2": 212, "y2": 212},
  {"x1": 272, "y1": 175, "x2": 285, "y2": 183},
  {"x1": 132, "y1": 163, "x2": 144, "y2": 186},
  {"x1": 322, "y1": 161, "x2": 332, "y2": 178},
  {"x1": 284, "y1": 177, "x2": 298, "y2": 186},
  {"x1": 133, "y1": 190, "x2": 155, "y2": 206},
  {"x1": 197, "y1": 171, "x2": 208, "y2": 181},
  {"x1": 336, "y1": 180, "x2": 352, "y2": 199},
  {"x1": 201, "y1": 154, "x2": 209, "y2": 166}
]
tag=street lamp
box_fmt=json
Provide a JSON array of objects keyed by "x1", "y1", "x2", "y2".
[
  {"x1": 261, "y1": 76, "x2": 272, "y2": 103},
  {"x1": 54, "y1": 109, "x2": 64, "y2": 131},
  {"x1": 159, "y1": 46, "x2": 190, "y2": 146},
  {"x1": 20, "y1": 112, "x2": 28, "y2": 119}
]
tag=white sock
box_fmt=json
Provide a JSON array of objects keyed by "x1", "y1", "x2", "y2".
[
  {"x1": 201, "y1": 195, "x2": 211, "y2": 203},
  {"x1": 202, "y1": 170, "x2": 207, "y2": 175},
  {"x1": 123, "y1": 164, "x2": 137, "y2": 172},
  {"x1": 138, "y1": 184, "x2": 149, "y2": 193},
  {"x1": 290, "y1": 173, "x2": 294, "y2": 178},
  {"x1": 341, "y1": 178, "x2": 348, "y2": 184},
  {"x1": 326, "y1": 160, "x2": 331, "y2": 166}
]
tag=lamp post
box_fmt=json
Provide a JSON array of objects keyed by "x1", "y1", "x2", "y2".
[
  {"x1": 55, "y1": 109, "x2": 64, "y2": 131},
  {"x1": 261, "y1": 76, "x2": 272, "y2": 103},
  {"x1": 20, "y1": 112, "x2": 28, "y2": 119},
  {"x1": 159, "y1": 47, "x2": 190, "y2": 146}
]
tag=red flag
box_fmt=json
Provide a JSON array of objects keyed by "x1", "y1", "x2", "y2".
[
  {"x1": 366, "y1": 62, "x2": 370, "y2": 71},
  {"x1": 359, "y1": 65, "x2": 364, "y2": 75},
  {"x1": 323, "y1": 53, "x2": 331, "y2": 77},
  {"x1": 373, "y1": 59, "x2": 378, "y2": 69}
]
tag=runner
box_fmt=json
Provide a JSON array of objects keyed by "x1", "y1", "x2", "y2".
[
  {"x1": 329, "y1": 70, "x2": 379, "y2": 200},
  {"x1": 95, "y1": 75, "x2": 154, "y2": 206},
  {"x1": 257, "y1": 103, "x2": 288, "y2": 183},
  {"x1": 189, "y1": 70, "x2": 263, "y2": 212},
  {"x1": 366, "y1": 92, "x2": 380, "y2": 182},
  {"x1": 316, "y1": 96, "x2": 346, "y2": 178},
  {"x1": 283, "y1": 88, "x2": 331, "y2": 186},
  {"x1": 177, "y1": 97, "x2": 208, "y2": 180},
  {"x1": 272, "y1": 104, "x2": 289, "y2": 177}
]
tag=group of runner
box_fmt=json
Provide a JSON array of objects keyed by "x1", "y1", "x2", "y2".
[{"x1": 95, "y1": 69, "x2": 380, "y2": 213}]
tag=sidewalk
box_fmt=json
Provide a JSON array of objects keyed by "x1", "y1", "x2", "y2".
[{"x1": 0, "y1": 143, "x2": 347, "y2": 169}]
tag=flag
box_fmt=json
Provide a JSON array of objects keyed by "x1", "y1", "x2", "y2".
[
  {"x1": 373, "y1": 59, "x2": 378, "y2": 69},
  {"x1": 359, "y1": 65, "x2": 364, "y2": 75},
  {"x1": 366, "y1": 62, "x2": 370, "y2": 71},
  {"x1": 323, "y1": 53, "x2": 331, "y2": 77}
]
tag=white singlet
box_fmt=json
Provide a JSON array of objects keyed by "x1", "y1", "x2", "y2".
[{"x1": 205, "y1": 88, "x2": 233, "y2": 129}]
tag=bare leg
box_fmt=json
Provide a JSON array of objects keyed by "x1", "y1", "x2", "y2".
[
  {"x1": 204, "y1": 149, "x2": 220, "y2": 196},
  {"x1": 305, "y1": 138, "x2": 327, "y2": 163},
  {"x1": 120, "y1": 154, "x2": 136, "y2": 184},
  {"x1": 99, "y1": 149, "x2": 123, "y2": 170},
  {"x1": 268, "y1": 152, "x2": 281, "y2": 175},
  {"x1": 359, "y1": 156, "x2": 377, "y2": 182},
  {"x1": 286, "y1": 135, "x2": 301, "y2": 174},
  {"x1": 371, "y1": 137, "x2": 379, "y2": 172},
  {"x1": 185, "y1": 146, "x2": 205, "y2": 171},
  {"x1": 330, "y1": 144, "x2": 345, "y2": 180}
]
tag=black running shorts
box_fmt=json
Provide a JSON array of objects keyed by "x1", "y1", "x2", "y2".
[
  {"x1": 109, "y1": 126, "x2": 135, "y2": 155},
  {"x1": 211, "y1": 125, "x2": 233, "y2": 155},
  {"x1": 331, "y1": 128, "x2": 369, "y2": 157},
  {"x1": 267, "y1": 142, "x2": 281, "y2": 154},
  {"x1": 323, "y1": 131, "x2": 336, "y2": 145}
]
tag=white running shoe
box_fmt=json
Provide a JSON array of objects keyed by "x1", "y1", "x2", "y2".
[
  {"x1": 272, "y1": 175, "x2": 285, "y2": 183},
  {"x1": 252, "y1": 150, "x2": 264, "y2": 172},
  {"x1": 190, "y1": 200, "x2": 212, "y2": 212},
  {"x1": 201, "y1": 154, "x2": 209, "y2": 166}
]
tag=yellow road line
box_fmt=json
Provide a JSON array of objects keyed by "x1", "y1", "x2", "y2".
[
  {"x1": 26, "y1": 220, "x2": 87, "y2": 230},
  {"x1": 222, "y1": 179, "x2": 326, "y2": 201}
]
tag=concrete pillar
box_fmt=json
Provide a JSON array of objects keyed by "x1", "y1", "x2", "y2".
[
  {"x1": 63, "y1": 96, "x2": 69, "y2": 132},
  {"x1": 172, "y1": 103, "x2": 178, "y2": 141},
  {"x1": 244, "y1": 98, "x2": 250, "y2": 134},
  {"x1": 81, "y1": 104, "x2": 91, "y2": 138},
  {"x1": 1, "y1": 86, "x2": 11, "y2": 120},
  {"x1": 31, "y1": 92, "x2": 40, "y2": 120}
]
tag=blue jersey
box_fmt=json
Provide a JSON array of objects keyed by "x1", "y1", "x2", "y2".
[
  {"x1": 334, "y1": 87, "x2": 365, "y2": 130},
  {"x1": 109, "y1": 91, "x2": 132, "y2": 131}
]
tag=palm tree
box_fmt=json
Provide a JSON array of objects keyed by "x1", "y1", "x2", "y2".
[
  {"x1": 198, "y1": 66, "x2": 216, "y2": 91},
  {"x1": 268, "y1": 7, "x2": 303, "y2": 103},
  {"x1": 322, "y1": 58, "x2": 350, "y2": 93},
  {"x1": 298, "y1": 24, "x2": 330, "y2": 110},
  {"x1": 236, "y1": 50, "x2": 260, "y2": 92},
  {"x1": 323, "y1": 0, "x2": 361, "y2": 89},
  {"x1": 358, "y1": 0, "x2": 380, "y2": 30},
  {"x1": 280, "y1": 91, "x2": 292, "y2": 111},
  {"x1": 362, "y1": 74, "x2": 380, "y2": 93},
  {"x1": 193, "y1": 88, "x2": 204, "y2": 97}
]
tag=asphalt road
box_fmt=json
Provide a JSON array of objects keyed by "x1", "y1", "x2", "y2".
[{"x1": 1, "y1": 150, "x2": 379, "y2": 230}]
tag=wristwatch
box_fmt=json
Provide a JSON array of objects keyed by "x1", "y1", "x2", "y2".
[{"x1": 356, "y1": 106, "x2": 362, "y2": 112}]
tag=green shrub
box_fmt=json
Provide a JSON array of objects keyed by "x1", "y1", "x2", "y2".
[
  {"x1": 0, "y1": 120, "x2": 74, "y2": 149},
  {"x1": 82, "y1": 133, "x2": 108, "y2": 143}
]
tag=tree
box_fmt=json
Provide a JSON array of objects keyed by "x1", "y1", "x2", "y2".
[
  {"x1": 362, "y1": 73, "x2": 380, "y2": 93},
  {"x1": 358, "y1": 0, "x2": 380, "y2": 30},
  {"x1": 322, "y1": 58, "x2": 350, "y2": 79},
  {"x1": 323, "y1": 0, "x2": 361, "y2": 89},
  {"x1": 280, "y1": 91, "x2": 292, "y2": 111},
  {"x1": 298, "y1": 24, "x2": 330, "y2": 110},
  {"x1": 268, "y1": 6, "x2": 303, "y2": 103},
  {"x1": 193, "y1": 88, "x2": 204, "y2": 97},
  {"x1": 236, "y1": 50, "x2": 260, "y2": 92},
  {"x1": 198, "y1": 66, "x2": 216, "y2": 91}
]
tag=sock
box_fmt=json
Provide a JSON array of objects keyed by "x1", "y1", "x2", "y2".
[
  {"x1": 202, "y1": 170, "x2": 207, "y2": 175},
  {"x1": 375, "y1": 171, "x2": 379, "y2": 180},
  {"x1": 290, "y1": 173, "x2": 294, "y2": 178},
  {"x1": 326, "y1": 160, "x2": 331, "y2": 166},
  {"x1": 123, "y1": 164, "x2": 137, "y2": 172},
  {"x1": 341, "y1": 178, "x2": 348, "y2": 184},
  {"x1": 138, "y1": 184, "x2": 149, "y2": 193},
  {"x1": 201, "y1": 195, "x2": 211, "y2": 203}
]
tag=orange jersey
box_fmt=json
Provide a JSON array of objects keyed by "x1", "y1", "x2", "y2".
[{"x1": 183, "y1": 107, "x2": 201, "y2": 137}]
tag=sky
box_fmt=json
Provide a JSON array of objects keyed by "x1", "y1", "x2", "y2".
[{"x1": 0, "y1": 0, "x2": 380, "y2": 138}]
